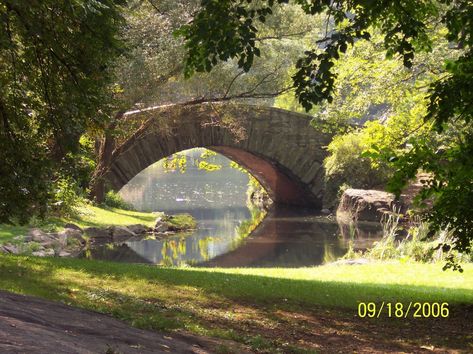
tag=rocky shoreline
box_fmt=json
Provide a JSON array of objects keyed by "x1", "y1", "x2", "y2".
[{"x1": 0, "y1": 214, "x2": 195, "y2": 258}]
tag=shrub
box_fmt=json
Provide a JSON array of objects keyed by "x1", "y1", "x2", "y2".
[
  {"x1": 358, "y1": 216, "x2": 471, "y2": 264},
  {"x1": 103, "y1": 190, "x2": 135, "y2": 210},
  {"x1": 51, "y1": 176, "x2": 83, "y2": 218},
  {"x1": 323, "y1": 131, "x2": 391, "y2": 208}
]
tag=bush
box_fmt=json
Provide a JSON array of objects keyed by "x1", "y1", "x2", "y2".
[
  {"x1": 103, "y1": 190, "x2": 135, "y2": 210},
  {"x1": 51, "y1": 176, "x2": 83, "y2": 218},
  {"x1": 323, "y1": 131, "x2": 391, "y2": 207},
  {"x1": 357, "y1": 215, "x2": 471, "y2": 264}
]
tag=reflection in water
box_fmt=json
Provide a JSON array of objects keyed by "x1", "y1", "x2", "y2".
[
  {"x1": 200, "y1": 207, "x2": 382, "y2": 267},
  {"x1": 85, "y1": 148, "x2": 383, "y2": 267}
]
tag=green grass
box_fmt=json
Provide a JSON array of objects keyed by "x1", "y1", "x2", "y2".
[
  {"x1": 167, "y1": 213, "x2": 197, "y2": 230},
  {"x1": 1, "y1": 256, "x2": 472, "y2": 352},
  {"x1": 1, "y1": 256, "x2": 472, "y2": 313},
  {"x1": 0, "y1": 204, "x2": 194, "y2": 243}
]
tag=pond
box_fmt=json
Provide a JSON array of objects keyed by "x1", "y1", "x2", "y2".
[{"x1": 86, "y1": 148, "x2": 383, "y2": 267}]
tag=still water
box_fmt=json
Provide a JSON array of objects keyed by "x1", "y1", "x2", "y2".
[{"x1": 88, "y1": 148, "x2": 382, "y2": 267}]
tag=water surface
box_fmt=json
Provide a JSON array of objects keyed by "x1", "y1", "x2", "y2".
[{"x1": 85, "y1": 148, "x2": 382, "y2": 266}]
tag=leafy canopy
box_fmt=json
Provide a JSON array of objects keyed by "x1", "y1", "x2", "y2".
[{"x1": 0, "y1": 0, "x2": 125, "y2": 223}]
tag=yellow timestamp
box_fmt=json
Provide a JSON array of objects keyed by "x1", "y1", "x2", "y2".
[{"x1": 357, "y1": 302, "x2": 449, "y2": 318}]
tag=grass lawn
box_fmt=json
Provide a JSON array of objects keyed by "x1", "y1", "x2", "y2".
[
  {"x1": 1, "y1": 255, "x2": 472, "y2": 352},
  {"x1": 0, "y1": 204, "x2": 195, "y2": 244}
]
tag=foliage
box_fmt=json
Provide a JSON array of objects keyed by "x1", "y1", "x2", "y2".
[
  {"x1": 179, "y1": 0, "x2": 473, "y2": 261},
  {"x1": 324, "y1": 130, "x2": 391, "y2": 205},
  {"x1": 179, "y1": 0, "x2": 437, "y2": 109},
  {"x1": 50, "y1": 177, "x2": 84, "y2": 218},
  {"x1": 162, "y1": 153, "x2": 187, "y2": 173},
  {"x1": 365, "y1": 218, "x2": 471, "y2": 265},
  {"x1": 103, "y1": 190, "x2": 135, "y2": 211},
  {"x1": 0, "y1": 0, "x2": 125, "y2": 223}
]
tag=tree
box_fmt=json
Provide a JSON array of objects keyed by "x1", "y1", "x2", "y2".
[
  {"x1": 178, "y1": 0, "x2": 473, "y2": 264},
  {"x1": 0, "y1": 0, "x2": 125, "y2": 223}
]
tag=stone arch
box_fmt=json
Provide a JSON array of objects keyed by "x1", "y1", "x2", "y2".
[{"x1": 105, "y1": 103, "x2": 332, "y2": 208}]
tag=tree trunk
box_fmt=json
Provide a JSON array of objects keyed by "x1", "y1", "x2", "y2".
[{"x1": 89, "y1": 112, "x2": 124, "y2": 202}]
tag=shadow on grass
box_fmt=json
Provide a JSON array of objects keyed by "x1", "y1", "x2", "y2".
[
  {"x1": 1, "y1": 255, "x2": 472, "y2": 352},
  {"x1": 2, "y1": 255, "x2": 473, "y2": 308}
]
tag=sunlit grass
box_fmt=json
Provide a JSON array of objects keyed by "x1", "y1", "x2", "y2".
[
  {"x1": 1, "y1": 256, "x2": 472, "y2": 310},
  {"x1": 0, "y1": 204, "x2": 195, "y2": 243}
]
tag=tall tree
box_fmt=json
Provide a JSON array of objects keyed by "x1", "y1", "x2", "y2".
[{"x1": 0, "y1": 0, "x2": 125, "y2": 223}]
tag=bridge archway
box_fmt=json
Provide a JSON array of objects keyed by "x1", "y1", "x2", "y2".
[{"x1": 105, "y1": 103, "x2": 332, "y2": 208}]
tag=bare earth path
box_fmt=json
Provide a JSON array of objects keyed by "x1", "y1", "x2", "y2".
[
  {"x1": 1, "y1": 289, "x2": 472, "y2": 353},
  {"x1": 0, "y1": 291, "x2": 241, "y2": 354}
]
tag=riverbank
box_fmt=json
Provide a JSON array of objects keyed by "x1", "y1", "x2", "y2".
[
  {"x1": 0, "y1": 203, "x2": 196, "y2": 244},
  {"x1": 0, "y1": 256, "x2": 472, "y2": 352}
]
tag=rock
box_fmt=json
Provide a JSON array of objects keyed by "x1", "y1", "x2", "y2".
[
  {"x1": 333, "y1": 258, "x2": 370, "y2": 265},
  {"x1": 2, "y1": 244, "x2": 19, "y2": 254},
  {"x1": 337, "y1": 188, "x2": 400, "y2": 223},
  {"x1": 32, "y1": 251, "x2": 46, "y2": 257},
  {"x1": 321, "y1": 208, "x2": 331, "y2": 215},
  {"x1": 83, "y1": 227, "x2": 112, "y2": 241},
  {"x1": 58, "y1": 251, "x2": 72, "y2": 257},
  {"x1": 63, "y1": 223, "x2": 82, "y2": 232},
  {"x1": 58, "y1": 228, "x2": 85, "y2": 245},
  {"x1": 109, "y1": 226, "x2": 136, "y2": 242},
  {"x1": 154, "y1": 221, "x2": 169, "y2": 233},
  {"x1": 28, "y1": 228, "x2": 49, "y2": 242},
  {"x1": 27, "y1": 229, "x2": 57, "y2": 247},
  {"x1": 32, "y1": 249, "x2": 55, "y2": 257},
  {"x1": 127, "y1": 224, "x2": 150, "y2": 235}
]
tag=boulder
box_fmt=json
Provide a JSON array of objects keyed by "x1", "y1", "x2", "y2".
[
  {"x1": 58, "y1": 251, "x2": 72, "y2": 257},
  {"x1": 333, "y1": 258, "x2": 370, "y2": 265},
  {"x1": 28, "y1": 228, "x2": 49, "y2": 242},
  {"x1": 127, "y1": 224, "x2": 150, "y2": 235},
  {"x1": 337, "y1": 188, "x2": 399, "y2": 223},
  {"x1": 154, "y1": 221, "x2": 169, "y2": 233},
  {"x1": 83, "y1": 227, "x2": 112, "y2": 242},
  {"x1": 2, "y1": 244, "x2": 19, "y2": 254},
  {"x1": 32, "y1": 249, "x2": 55, "y2": 257},
  {"x1": 321, "y1": 208, "x2": 331, "y2": 215},
  {"x1": 64, "y1": 223, "x2": 83, "y2": 232},
  {"x1": 57, "y1": 228, "x2": 85, "y2": 245},
  {"x1": 27, "y1": 229, "x2": 57, "y2": 247},
  {"x1": 109, "y1": 226, "x2": 136, "y2": 242}
]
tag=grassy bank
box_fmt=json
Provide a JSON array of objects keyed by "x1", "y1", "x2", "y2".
[
  {"x1": 0, "y1": 204, "x2": 195, "y2": 244},
  {"x1": 0, "y1": 255, "x2": 472, "y2": 352}
]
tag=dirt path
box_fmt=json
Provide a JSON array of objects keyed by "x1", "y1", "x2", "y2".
[
  {"x1": 1, "y1": 290, "x2": 472, "y2": 353},
  {"x1": 0, "y1": 291, "x2": 243, "y2": 354}
]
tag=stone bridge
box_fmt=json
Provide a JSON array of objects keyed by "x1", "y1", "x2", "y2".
[{"x1": 105, "y1": 103, "x2": 333, "y2": 208}]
